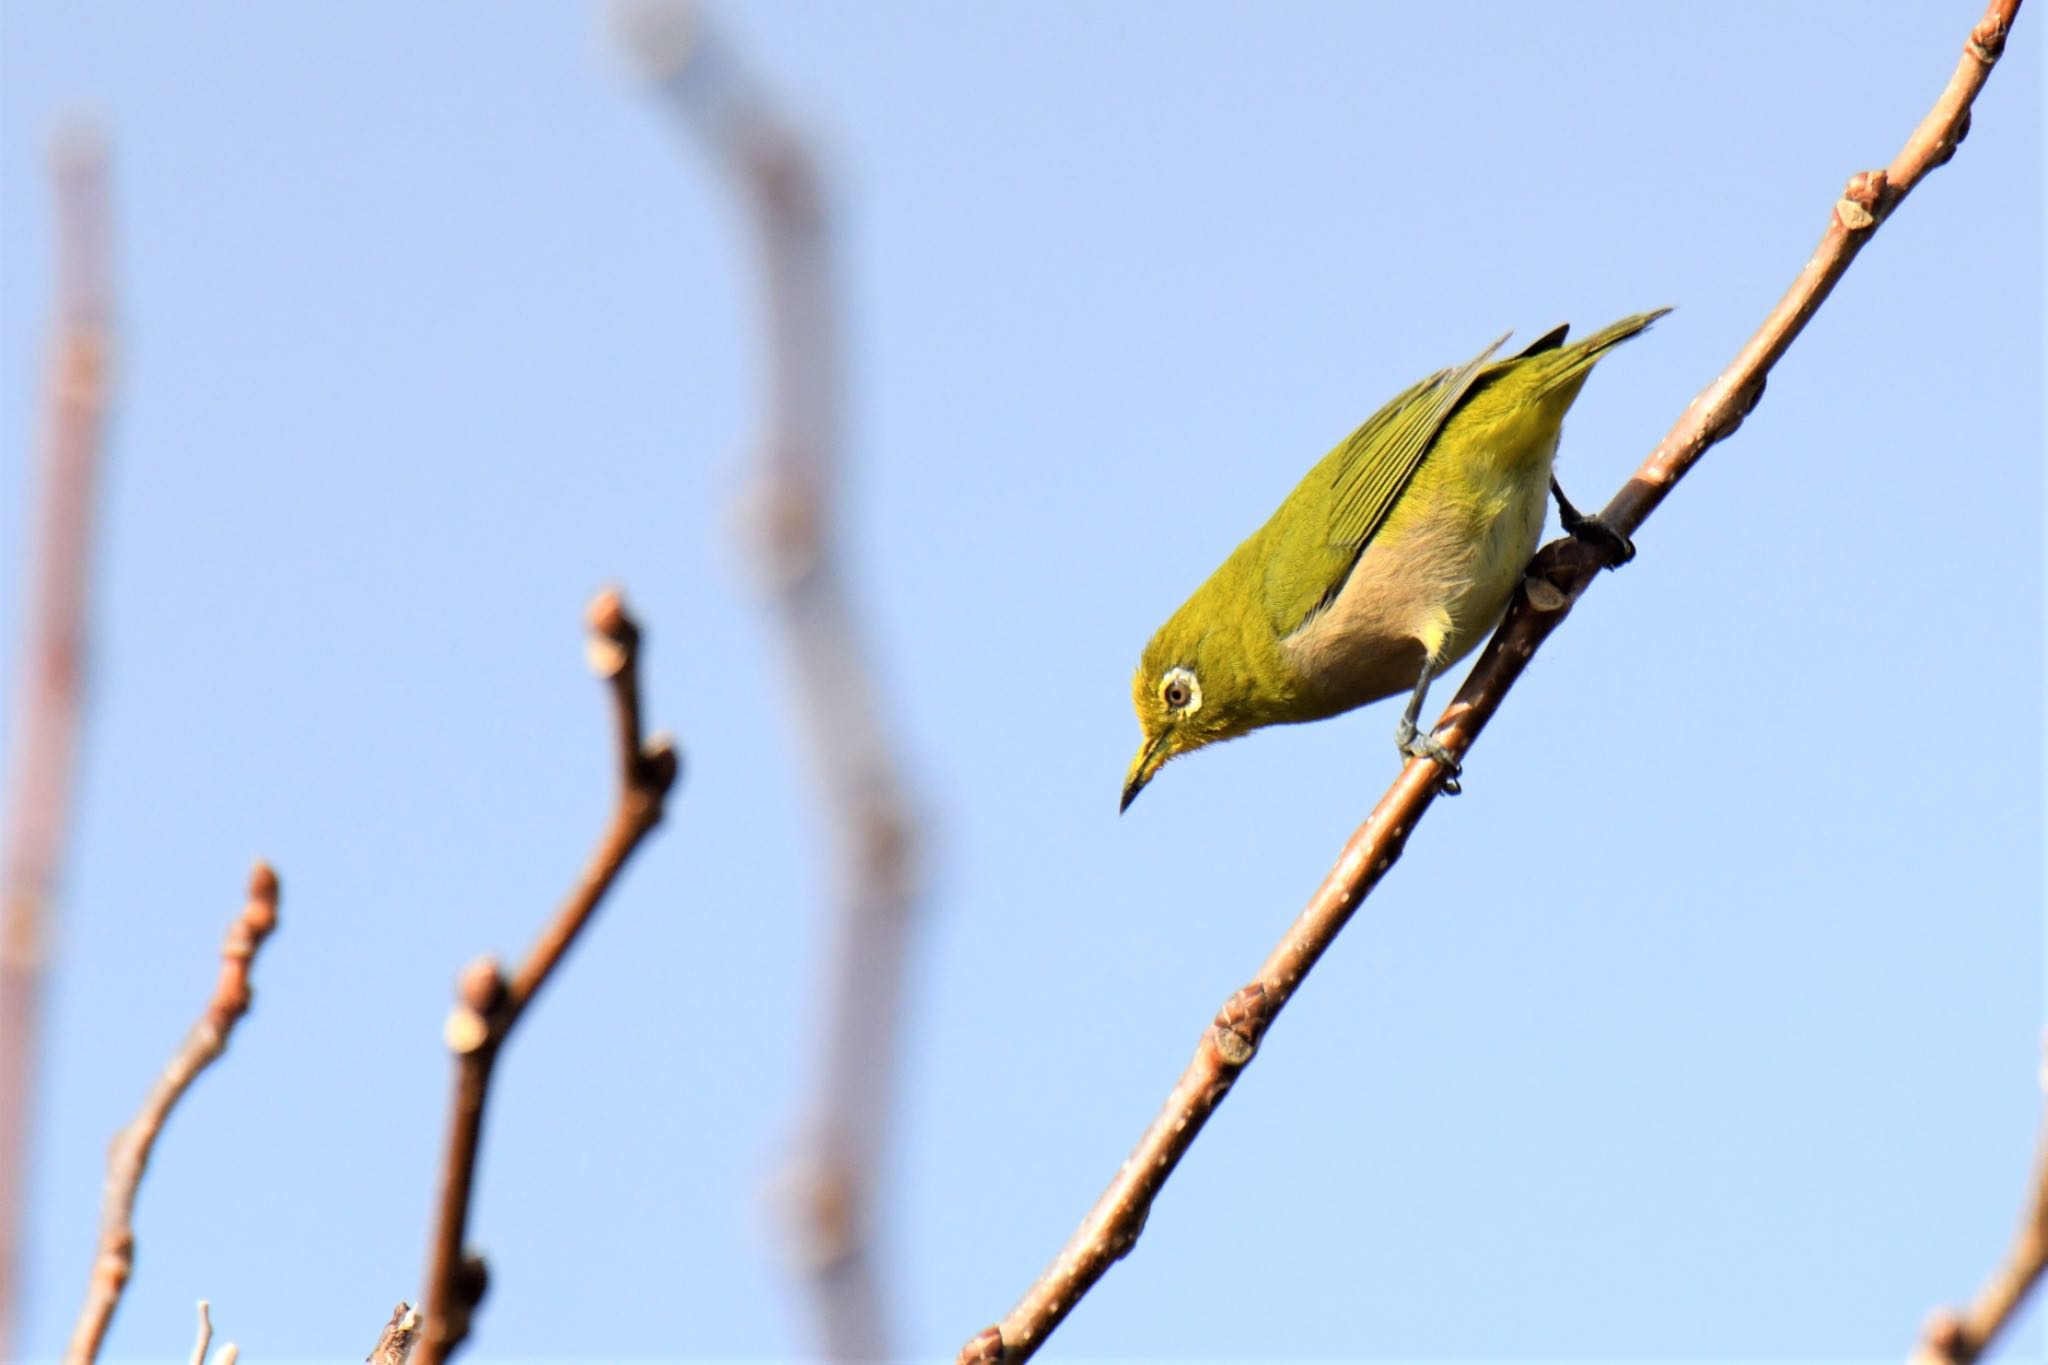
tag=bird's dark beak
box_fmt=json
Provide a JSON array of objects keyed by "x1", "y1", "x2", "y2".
[{"x1": 1120, "y1": 731, "x2": 1171, "y2": 814}]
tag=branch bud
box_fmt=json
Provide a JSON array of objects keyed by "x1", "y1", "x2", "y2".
[
  {"x1": 585, "y1": 587, "x2": 640, "y2": 678},
  {"x1": 1523, "y1": 577, "x2": 1570, "y2": 614},
  {"x1": 1210, "y1": 983, "x2": 1271, "y2": 1067},
  {"x1": 956, "y1": 1325, "x2": 1004, "y2": 1365},
  {"x1": 639, "y1": 735, "x2": 683, "y2": 795},
  {"x1": 445, "y1": 957, "x2": 508, "y2": 1054},
  {"x1": 1968, "y1": 12, "x2": 2009, "y2": 63},
  {"x1": 1834, "y1": 169, "x2": 1886, "y2": 230}
]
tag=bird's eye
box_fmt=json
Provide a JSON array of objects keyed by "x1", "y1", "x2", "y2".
[{"x1": 1161, "y1": 667, "x2": 1200, "y2": 713}]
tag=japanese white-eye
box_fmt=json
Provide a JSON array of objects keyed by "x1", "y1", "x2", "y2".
[{"x1": 1123, "y1": 310, "x2": 1668, "y2": 810}]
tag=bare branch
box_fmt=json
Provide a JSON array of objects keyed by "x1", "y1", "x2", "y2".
[
  {"x1": 955, "y1": 2, "x2": 2028, "y2": 1359},
  {"x1": 186, "y1": 1301, "x2": 212, "y2": 1365},
  {"x1": 367, "y1": 1301, "x2": 421, "y2": 1365},
  {"x1": 185, "y1": 1302, "x2": 237, "y2": 1365},
  {"x1": 63, "y1": 865, "x2": 280, "y2": 1365},
  {"x1": 1911, "y1": 1042, "x2": 2048, "y2": 1364},
  {"x1": 0, "y1": 125, "x2": 115, "y2": 1357},
  {"x1": 620, "y1": 7, "x2": 923, "y2": 1359},
  {"x1": 414, "y1": 588, "x2": 680, "y2": 1365}
]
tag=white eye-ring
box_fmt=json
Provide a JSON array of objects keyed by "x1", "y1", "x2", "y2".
[{"x1": 1160, "y1": 666, "x2": 1200, "y2": 714}]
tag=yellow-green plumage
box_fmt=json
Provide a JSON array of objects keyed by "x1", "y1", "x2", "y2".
[{"x1": 1122, "y1": 310, "x2": 1668, "y2": 810}]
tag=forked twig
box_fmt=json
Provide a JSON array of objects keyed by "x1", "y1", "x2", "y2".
[
  {"x1": 0, "y1": 128, "x2": 115, "y2": 1357},
  {"x1": 63, "y1": 866, "x2": 280, "y2": 1365},
  {"x1": 619, "y1": 7, "x2": 922, "y2": 1359},
  {"x1": 956, "y1": 2, "x2": 2027, "y2": 1359},
  {"x1": 414, "y1": 589, "x2": 679, "y2": 1365}
]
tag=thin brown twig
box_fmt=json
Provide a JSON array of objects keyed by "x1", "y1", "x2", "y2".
[
  {"x1": 955, "y1": 2, "x2": 2027, "y2": 1359},
  {"x1": 367, "y1": 1301, "x2": 421, "y2": 1365},
  {"x1": 413, "y1": 588, "x2": 680, "y2": 1365},
  {"x1": 0, "y1": 127, "x2": 115, "y2": 1356},
  {"x1": 619, "y1": 7, "x2": 922, "y2": 1360},
  {"x1": 1911, "y1": 1043, "x2": 2048, "y2": 1364},
  {"x1": 62, "y1": 864, "x2": 280, "y2": 1365}
]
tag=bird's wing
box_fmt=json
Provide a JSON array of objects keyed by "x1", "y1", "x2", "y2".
[
  {"x1": 1324, "y1": 333, "x2": 1507, "y2": 550},
  {"x1": 1263, "y1": 333, "x2": 1509, "y2": 636}
]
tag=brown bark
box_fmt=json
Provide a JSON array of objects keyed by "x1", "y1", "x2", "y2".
[
  {"x1": 413, "y1": 589, "x2": 679, "y2": 1365},
  {"x1": 1911, "y1": 1046, "x2": 2048, "y2": 1363},
  {"x1": 63, "y1": 866, "x2": 280, "y2": 1365}
]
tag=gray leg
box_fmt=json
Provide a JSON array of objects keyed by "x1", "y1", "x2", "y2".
[
  {"x1": 1393, "y1": 653, "x2": 1461, "y2": 795},
  {"x1": 1551, "y1": 476, "x2": 1634, "y2": 568}
]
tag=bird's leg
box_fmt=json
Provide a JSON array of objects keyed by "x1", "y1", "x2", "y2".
[
  {"x1": 1551, "y1": 476, "x2": 1635, "y2": 568},
  {"x1": 1393, "y1": 656, "x2": 1461, "y2": 795}
]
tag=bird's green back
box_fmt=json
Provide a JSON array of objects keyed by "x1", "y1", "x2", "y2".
[{"x1": 1244, "y1": 310, "x2": 1669, "y2": 643}]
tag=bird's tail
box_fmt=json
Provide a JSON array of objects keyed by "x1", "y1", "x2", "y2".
[{"x1": 1535, "y1": 307, "x2": 1673, "y2": 393}]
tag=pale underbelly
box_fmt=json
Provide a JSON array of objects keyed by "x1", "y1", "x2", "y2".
[{"x1": 1279, "y1": 473, "x2": 1548, "y2": 716}]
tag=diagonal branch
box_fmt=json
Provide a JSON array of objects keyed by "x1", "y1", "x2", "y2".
[
  {"x1": 63, "y1": 864, "x2": 280, "y2": 1365},
  {"x1": 0, "y1": 127, "x2": 116, "y2": 1359},
  {"x1": 414, "y1": 588, "x2": 680, "y2": 1365},
  {"x1": 619, "y1": 8, "x2": 923, "y2": 1360},
  {"x1": 955, "y1": 2, "x2": 2027, "y2": 1359},
  {"x1": 1910, "y1": 1043, "x2": 2048, "y2": 1364}
]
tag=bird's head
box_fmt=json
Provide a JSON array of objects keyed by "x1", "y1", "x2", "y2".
[{"x1": 1121, "y1": 607, "x2": 1263, "y2": 812}]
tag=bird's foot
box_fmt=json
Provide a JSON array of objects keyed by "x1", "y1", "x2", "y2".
[
  {"x1": 1561, "y1": 508, "x2": 1635, "y2": 568},
  {"x1": 1396, "y1": 720, "x2": 1463, "y2": 795}
]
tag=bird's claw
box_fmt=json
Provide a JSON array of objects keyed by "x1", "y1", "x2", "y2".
[
  {"x1": 1396, "y1": 720, "x2": 1463, "y2": 795},
  {"x1": 1562, "y1": 511, "x2": 1635, "y2": 568}
]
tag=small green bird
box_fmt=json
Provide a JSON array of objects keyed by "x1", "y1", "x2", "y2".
[{"x1": 1121, "y1": 310, "x2": 1668, "y2": 811}]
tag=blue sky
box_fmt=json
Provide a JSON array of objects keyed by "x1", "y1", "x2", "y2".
[{"x1": 2, "y1": 3, "x2": 2042, "y2": 1360}]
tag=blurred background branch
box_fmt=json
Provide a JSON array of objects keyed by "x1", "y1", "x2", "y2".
[
  {"x1": 619, "y1": 6, "x2": 926, "y2": 1360},
  {"x1": 62, "y1": 863, "x2": 278, "y2": 1365},
  {"x1": 0, "y1": 126, "x2": 114, "y2": 1358},
  {"x1": 187, "y1": 1302, "x2": 237, "y2": 1365},
  {"x1": 184, "y1": 1295, "x2": 239, "y2": 1365}
]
